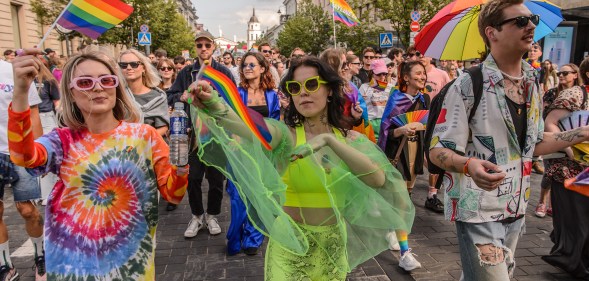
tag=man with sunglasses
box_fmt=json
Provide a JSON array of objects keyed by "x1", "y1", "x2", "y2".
[
  {"x1": 429, "y1": 1, "x2": 589, "y2": 280},
  {"x1": 357, "y1": 47, "x2": 376, "y2": 84},
  {"x1": 167, "y1": 29, "x2": 235, "y2": 239},
  {"x1": 257, "y1": 43, "x2": 281, "y2": 88}
]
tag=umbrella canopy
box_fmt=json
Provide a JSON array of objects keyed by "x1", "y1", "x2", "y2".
[{"x1": 414, "y1": 0, "x2": 563, "y2": 60}]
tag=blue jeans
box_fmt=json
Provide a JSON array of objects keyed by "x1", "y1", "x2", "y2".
[{"x1": 456, "y1": 218, "x2": 525, "y2": 281}]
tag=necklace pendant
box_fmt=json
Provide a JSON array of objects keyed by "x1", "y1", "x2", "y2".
[{"x1": 518, "y1": 108, "x2": 522, "y2": 115}]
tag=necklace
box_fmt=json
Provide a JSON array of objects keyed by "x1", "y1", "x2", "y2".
[{"x1": 500, "y1": 70, "x2": 524, "y2": 81}]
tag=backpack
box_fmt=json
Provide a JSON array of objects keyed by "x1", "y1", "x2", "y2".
[{"x1": 424, "y1": 65, "x2": 484, "y2": 189}]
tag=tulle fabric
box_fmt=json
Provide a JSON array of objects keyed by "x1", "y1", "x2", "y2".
[{"x1": 190, "y1": 103, "x2": 415, "y2": 271}]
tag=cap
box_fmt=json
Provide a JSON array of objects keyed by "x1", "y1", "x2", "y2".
[
  {"x1": 370, "y1": 59, "x2": 387, "y2": 75},
  {"x1": 195, "y1": 30, "x2": 214, "y2": 42},
  {"x1": 44, "y1": 48, "x2": 55, "y2": 54}
]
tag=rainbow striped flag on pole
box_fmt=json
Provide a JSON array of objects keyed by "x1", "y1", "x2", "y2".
[
  {"x1": 330, "y1": 0, "x2": 360, "y2": 27},
  {"x1": 57, "y1": 0, "x2": 134, "y2": 39}
]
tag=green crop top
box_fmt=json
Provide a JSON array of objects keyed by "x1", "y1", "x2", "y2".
[{"x1": 282, "y1": 125, "x2": 346, "y2": 208}]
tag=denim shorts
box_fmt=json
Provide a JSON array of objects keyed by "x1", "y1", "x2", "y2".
[
  {"x1": 0, "y1": 158, "x2": 41, "y2": 202},
  {"x1": 456, "y1": 218, "x2": 526, "y2": 281}
]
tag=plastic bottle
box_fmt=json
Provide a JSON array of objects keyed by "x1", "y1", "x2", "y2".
[{"x1": 169, "y1": 102, "x2": 189, "y2": 166}]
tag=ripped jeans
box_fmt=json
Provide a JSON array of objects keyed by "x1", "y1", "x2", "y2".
[{"x1": 456, "y1": 218, "x2": 525, "y2": 281}]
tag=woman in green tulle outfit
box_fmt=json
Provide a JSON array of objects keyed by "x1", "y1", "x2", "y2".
[{"x1": 188, "y1": 57, "x2": 415, "y2": 280}]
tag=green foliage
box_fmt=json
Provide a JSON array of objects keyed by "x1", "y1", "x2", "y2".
[
  {"x1": 375, "y1": 0, "x2": 451, "y2": 48},
  {"x1": 336, "y1": 0, "x2": 385, "y2": 54},
  {"x1": 30, "y1": 0, "x2": 196, "y2": 57},
  {"x1": 277, "y1": 0, "x2": 333, "y2": 56}
]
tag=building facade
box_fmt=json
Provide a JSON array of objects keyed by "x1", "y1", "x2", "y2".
[
  {"x1": 246, "y1": 8, "x2": 261, "y2": 49},
  {"x1": 176, "y1": 0, "x2": 198, "y2": 31},
  {"x1": 0, "y1": 0, "x2": 65, "y2": 57}
]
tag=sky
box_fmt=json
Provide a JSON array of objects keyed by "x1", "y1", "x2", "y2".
[{"x1": 194, "y1": 0, "x2": 283, "y2": 42}]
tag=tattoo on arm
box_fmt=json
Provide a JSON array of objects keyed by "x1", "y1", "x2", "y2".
[
  {"x1": 437, "y1": 151, "x2": 449, "y2": 165},
  {"x1": 554, "y1": 128, "x2": 583, "y2": 142}
]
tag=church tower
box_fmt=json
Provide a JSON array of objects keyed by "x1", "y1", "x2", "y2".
[{"x1": 247, "y1": 8, "x2": 261, "y2": 49}]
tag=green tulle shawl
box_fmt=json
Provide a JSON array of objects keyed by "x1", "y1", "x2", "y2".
[{"x1": 191, "y1": 103, "x2": 415, "y2": 272}]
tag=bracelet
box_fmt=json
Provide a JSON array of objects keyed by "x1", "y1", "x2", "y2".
[{"x1": 463, "y1": 157, "x2": 473, "y2": 177}]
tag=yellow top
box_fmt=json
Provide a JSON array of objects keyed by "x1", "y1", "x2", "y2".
[{"x1": 282, "y1": 125, "x2": 345, "y2": 208}]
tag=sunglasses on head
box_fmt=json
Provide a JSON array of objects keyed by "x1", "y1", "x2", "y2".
[
  {"x1": 285, "y1": 76, "x2": 327, "y2": 96},
  {"x1": 159, "y1": 66, "x2": 174, "y2": 71},
  {"x1": 557, "y1": 71, "x2": 576, "y2": 77},
  {"x1": 242, "y1": 63, "x2": 258, "y2": 69},
  {"x1": 69, "y1": 75, "x2": 119, "y2": 91},
  {"x1": 118, "y1": 61, "x2": 142, "y2": 69},
  {"x1": 196, "y1": 43, "x2": 212, "y2": 49},
  {"x1": 496, "y1": 14, "x2": 540, "y2": 29}
]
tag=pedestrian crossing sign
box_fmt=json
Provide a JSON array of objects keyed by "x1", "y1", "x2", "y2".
[
  {"x1": 138, "y1": 32, "x2": 151, "y2": 46},
  {"x1": 380, "y1": 32, "x2": 393, "y2": 48}
]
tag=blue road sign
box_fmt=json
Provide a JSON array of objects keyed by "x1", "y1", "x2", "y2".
[
  {"x1": 380, "y1": 32, "x2": 393, "y2": 48},
  {"x1": 411, "y1": 10, "x2": 421, "y2": 22},
  {"x1": 138, "y1": 32, "x2": 151, "y2": 46}
]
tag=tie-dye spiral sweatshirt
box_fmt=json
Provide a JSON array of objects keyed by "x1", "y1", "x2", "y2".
[{"x1": 7, "y1": 107, "x2": 187, "y2": 281}]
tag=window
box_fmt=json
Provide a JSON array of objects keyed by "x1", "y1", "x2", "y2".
[{"x1": 11, "y1": 4, "x2": 22, "y2": 49}]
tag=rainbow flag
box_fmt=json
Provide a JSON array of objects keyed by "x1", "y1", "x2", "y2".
[
  {"x1": 200, "y1": 66, "x2": 273, "y2": 150},
  {"x1": 57, "y1": 0, "x2": 134, "y2": 39},
  {"x1": 372, "y1": 79, "x2": 388, "y2": 91},
  {"x1": 330, "y1": 0, "x2": 360, "y2": 27}
]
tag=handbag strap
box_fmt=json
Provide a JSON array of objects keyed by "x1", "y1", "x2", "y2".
[{"x1": 393, "y1": 135, "x2": 408, "y2": 164}]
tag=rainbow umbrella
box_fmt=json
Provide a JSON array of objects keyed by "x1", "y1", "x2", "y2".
[{"x1": 414, "y1": 0, "x2": 563, "y2": 60}]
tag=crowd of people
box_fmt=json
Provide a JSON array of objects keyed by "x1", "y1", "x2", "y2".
[{"x1": 0, "y1": 0, "x2": 588, "y2": 280}]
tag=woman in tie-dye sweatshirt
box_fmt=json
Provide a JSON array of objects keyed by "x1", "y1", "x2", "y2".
[{"x1": 7, "y1": 49, "x2": 188, "y2": 280}]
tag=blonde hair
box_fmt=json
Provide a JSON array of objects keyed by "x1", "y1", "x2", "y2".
[
  {"x1": 118, "y1": 49, "x2": 161, "y2": 88},
  {"x1": 58, "y1": 51, "x2": 142, "y2": 130}
]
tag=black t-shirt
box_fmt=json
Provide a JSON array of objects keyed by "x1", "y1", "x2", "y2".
[
  {"x1": 36, "y1": 80, "x2": 60, "y2": 113},
  {"x1": 357, "y1": 68, "x2": 370, "y2": 84},
  {"x1": 506, "y1": 97, "x2": 527, "y2": 151}
]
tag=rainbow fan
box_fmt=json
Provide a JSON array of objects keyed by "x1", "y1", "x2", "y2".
[
  {"x1": 391, "y1": 110, "x2": 429, "y2": 130},
  {"x1": 558, "y1": 110, "x2": 589, "y2": 131}
]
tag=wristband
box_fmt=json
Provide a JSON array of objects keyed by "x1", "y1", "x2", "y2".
[{"x1": 463, "y1": 157, "x2": 473, "y2": 177}]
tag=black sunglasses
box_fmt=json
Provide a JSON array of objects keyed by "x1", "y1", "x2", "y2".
[
  {"x1": 364, "y1": 55, "x2": 375, "y2": 59},
  {"x1": 262, "y1": 50, "x2": 271, "y2": 53},
  {"x1": 159, "y1": 66, "x2": 174, "y2": 71},
  {"x1": 196, "y1": 43, "x2": 212, "y2": 49},
  {"x1": 118, "y1": 61, "x2": 142, "y2": 69},
  {"x1": 496, "y1": 14, "x2": 540, "y2": 29},
  {"x1": 408, "y1": 51, "x2": 421, "y2": 57},
  {"x1": 557, "y1": 71, "x2": 576, "y2": 77}
]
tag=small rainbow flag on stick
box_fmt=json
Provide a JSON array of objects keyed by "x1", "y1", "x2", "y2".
[
  {"x1": 330, "y1": 0, "x2": 360, "y2": 27},
  {"x1": 199, "y1": 66, "x2": 273, "y2": 150},
  {"x1": 56, "y1": 0, "x2": 134, "y2": 39}
]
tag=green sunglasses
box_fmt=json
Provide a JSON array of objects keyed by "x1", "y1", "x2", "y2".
[{"x1": 285, "y1": 76, "x2": 327, "y2": 96}]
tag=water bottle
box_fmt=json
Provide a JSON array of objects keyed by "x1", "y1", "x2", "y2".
[{"x1": 169, "y1": 102, "x2": 189, "y2": 166}]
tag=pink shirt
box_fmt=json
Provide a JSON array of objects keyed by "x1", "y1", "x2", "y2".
[{"x1": 425, "y1": 67, "x2": 450, "y2": 98}]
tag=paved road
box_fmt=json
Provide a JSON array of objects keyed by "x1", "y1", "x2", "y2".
[{"x1": 3, "y1": 173, "x2": 582, "y2": 280}]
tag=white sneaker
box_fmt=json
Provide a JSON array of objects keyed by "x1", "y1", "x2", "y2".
[
  {"x1": 386, "y1": 231, "x2": 401, "y2": 251},
  {"x1": 184, "y1": 215, "x2": 204, "y2": 238},
  {"x1": 206, "y1": 213, "x2": 222, "y2": 235},
  {"x1": 399, "y1": 249, "x2": 422, "y2": 271}
]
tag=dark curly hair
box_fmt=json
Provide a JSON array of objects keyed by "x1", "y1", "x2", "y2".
[
  {"x1": 280, "y1": 56, "x2": 348, "y2": 135},
  {"x1": 239, "y1": 52, "x2": 275, "y2": 90}
]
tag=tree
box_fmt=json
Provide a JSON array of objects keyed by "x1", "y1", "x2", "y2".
[
  {"x1": 277, "y1": 0, "x2": 333, "y2": 56},
  {"x1": 336, "y1": 0, "x2": 385, "y2": 55},
  {"x1": 375, "y1": 0, "x2": 451, "y2": 48},
  {"x1": 31, "y1": 0, "x2": 195, "y2": 57}
]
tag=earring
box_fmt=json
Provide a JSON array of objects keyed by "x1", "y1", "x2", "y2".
[{"x1": 327, "y1": 96, "x2": 332, "y2": 102}]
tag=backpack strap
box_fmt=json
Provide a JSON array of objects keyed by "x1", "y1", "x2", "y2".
[
  {"x1": 582, "y1": 85, "x2": 588, "y2": 110},
  {"x1": 465, "y1": 65, "x2": 484, "y2": 122}
]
